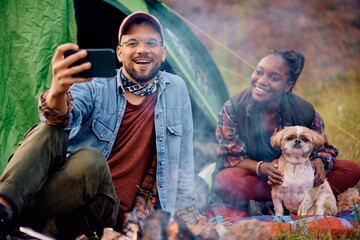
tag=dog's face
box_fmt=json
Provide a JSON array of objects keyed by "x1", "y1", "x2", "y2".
[{"x1": 270, "y1": 126, "x2": 325, "y2": 159}]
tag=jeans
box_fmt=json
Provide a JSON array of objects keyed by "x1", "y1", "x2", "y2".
[{"x1": 0, "y1": 123, "x2": 119, "y2": 239}]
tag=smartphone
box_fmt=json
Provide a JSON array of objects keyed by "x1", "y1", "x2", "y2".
[{"x1": 64, "y1": 48, "x2": 117, "y2": 78}]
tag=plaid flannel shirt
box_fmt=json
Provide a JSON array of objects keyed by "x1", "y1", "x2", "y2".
[
  {"x1": 130, "y1": 154, "x2": 200, "y2": 226},
  {"x1": 38, "y1": 90, "x2": 74, "y2": 126},
  {"x1": 216, "y1": 99, "x2": 338, "y2": 171}
]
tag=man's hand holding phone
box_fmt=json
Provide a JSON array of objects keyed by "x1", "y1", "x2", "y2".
[
  {"x1": 52, "y1": 43, "x2": 93, "y2": 93},
  {"x1": 48, "y1": 43, "x2": 117, "y2": 114},
  {"x1": 47, "y1": 43, "x2": 93, "y2": 114}
]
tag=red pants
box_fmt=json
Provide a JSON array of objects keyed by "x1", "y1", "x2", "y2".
[{"x1": 214, "y1": 160, "x2": 360, "y2": 204}]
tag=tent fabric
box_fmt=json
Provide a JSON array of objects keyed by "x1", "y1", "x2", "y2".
[{"x1": 0, "y1": 0, "x2": 77, "y2": 171}]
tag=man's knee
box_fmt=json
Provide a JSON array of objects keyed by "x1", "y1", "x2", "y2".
[
  {"x1": 24, "y1": 122, "x2": 68, "y2": 142},
  {"x1": 9, "y1": 123, "x2": 69, "y2": 165},
  {"x1": 66, "y1": 147, "x2": 111, "y2": 186},
  {"x1": 70, "y1": 147, "x2": 107, "y2": 171},
  {"x1": 13, "y1": 123, "x2": 69, "y2": 157},
  {"x1": 66, "y1": 147, "x2": 118, "y2": 222}
]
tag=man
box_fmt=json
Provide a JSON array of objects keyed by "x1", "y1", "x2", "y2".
[{"x1": 0, "y1": 11, "x2": 197, "y2": 239}]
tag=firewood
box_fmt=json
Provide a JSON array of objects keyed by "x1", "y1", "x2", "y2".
[{"x1": 223, "y1": 219, "x2": 272, "y2": 240}]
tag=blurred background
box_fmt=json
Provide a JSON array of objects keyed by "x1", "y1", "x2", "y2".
[{"x1": 164, "y1": 0, "x2": 360, "y2": 170}]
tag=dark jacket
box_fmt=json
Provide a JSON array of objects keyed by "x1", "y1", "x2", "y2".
[{"x1": 230, "y1": 88, "x2": 315, "y2": 160}]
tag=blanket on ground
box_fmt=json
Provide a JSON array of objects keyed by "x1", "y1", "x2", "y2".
[{"x1": 206, "y1": 204, "x2": 360, "y2": 238}]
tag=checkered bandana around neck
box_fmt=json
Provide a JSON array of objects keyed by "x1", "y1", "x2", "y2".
[{"x1": 120, "y1": 69, "x2": 164, "y2": 96}]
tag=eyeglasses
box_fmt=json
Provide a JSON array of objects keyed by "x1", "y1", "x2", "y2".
[{"x1": 120, "y1": 38, "x2": 163, "y2": 48}]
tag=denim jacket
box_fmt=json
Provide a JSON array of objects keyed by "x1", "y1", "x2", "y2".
[{"x1": 49, "y1": 70, "x2": 196, "y2": 216}]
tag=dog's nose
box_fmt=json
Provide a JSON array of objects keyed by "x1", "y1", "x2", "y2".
[{"x1": 294, "y1": 139, "x2": 301, "y2": 148}]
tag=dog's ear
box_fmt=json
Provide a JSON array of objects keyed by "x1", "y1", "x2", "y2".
[
  {"x1": 270, "y1": 128, "x2": 286, "y2": 149},
  {"x1": 311, "y1": 130, "x2": 326, "y2": 150}
]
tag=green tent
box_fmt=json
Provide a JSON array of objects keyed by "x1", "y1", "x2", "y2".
[{"x1": 0, "y1": 0, "x2": 229, "y2": 172}]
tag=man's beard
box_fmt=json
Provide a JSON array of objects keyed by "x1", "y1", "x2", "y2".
[{"x1": 123, "y1": 62, "x2": 161, "y2": 84}]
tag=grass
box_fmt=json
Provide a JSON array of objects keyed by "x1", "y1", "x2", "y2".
[
  {"x1": 259, "y1": 202, "x2": 360, "y2": 239},
  {"x1": 295, "y1": 71, "x2": 360, "y2": 189},
  {"x1": 275, "y1": 210, "x2": 360, "y2": 239}
]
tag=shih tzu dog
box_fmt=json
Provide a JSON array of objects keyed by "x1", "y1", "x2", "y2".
[{"x1": 270, "y1": 126, "x2": 358, "y2": 216}]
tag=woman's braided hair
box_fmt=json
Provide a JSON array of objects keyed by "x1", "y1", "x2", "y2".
[{"x1": 270, "y1": 50, "x2": 305, "y2": 91}]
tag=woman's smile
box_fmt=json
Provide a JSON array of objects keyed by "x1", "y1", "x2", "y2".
[{"x1": 250, "y1": 54, "x2": 293, "y2": 105}]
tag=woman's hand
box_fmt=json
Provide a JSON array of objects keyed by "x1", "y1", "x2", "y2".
[
  {"x1": 312, "y1": 158, "x2": 326, "y2": 187},
  {"x1": 260, "y1": 159, "x2": 284, "y2": 185}
]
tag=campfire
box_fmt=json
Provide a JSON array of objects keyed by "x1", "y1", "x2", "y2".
[{"x1": 93, "y1": 211, "x2": 272, "y2": 240}]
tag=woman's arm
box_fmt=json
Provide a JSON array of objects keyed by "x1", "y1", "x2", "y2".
[
  {"x1": 216, "y1": 100, "x2": 283, "y2": 184},
  {"x1": 309, "y1": 112, "x2": 338, "y2": 170},
  {"x1": 216, "y1": 100, "x2": 250, "y2": 167},
  {"x1": 309, "y1": 111, "x2": 338, "y2": 186}
]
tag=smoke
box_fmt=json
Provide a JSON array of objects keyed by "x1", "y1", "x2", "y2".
[{"x1": 167, "y1": 0, "x2": 360, "y2": 96}]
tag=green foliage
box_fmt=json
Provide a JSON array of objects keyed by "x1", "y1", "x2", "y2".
[
  {"x1": 299, "y1": 71, "x2": 360, "y2": 187},
  {"x1": 275, "y1": 206, "x2": 360, "y2": 239}
]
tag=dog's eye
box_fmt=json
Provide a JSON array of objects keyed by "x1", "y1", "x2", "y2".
[
  {"x1": 286, "y1": 136, "x2": 294, "y2": 141},
  {"x1": 301, "y1": 137, "x2": 309, "y2": 142}
]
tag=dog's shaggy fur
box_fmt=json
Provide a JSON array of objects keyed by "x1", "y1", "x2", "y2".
[
  {"x1": 270, "y1": 126, "x2": 358, "y2": 216},
  {"x1": 337, "y1": 188, "x2": 360, "y2": 213}
]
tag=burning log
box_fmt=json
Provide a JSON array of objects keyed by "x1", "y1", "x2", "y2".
[
  {"x1": 222, "y1": 219, "x2": 272, "y2": 240},
  {"x1": 187, "y1": 216, "x2": 219, "y2": 239},
  {"x1": 99, "y1": 212, "x2": 271, "y2": 240},
  {"x1": 188, "y1": 218, "x2": 271, "y2": 240},
  {"x1": 99, "y1": 211, "x2": 197, "y2": 240},
  {"x1": 141, "y1": 212, "x2": 197, "y2": 240},
  {"x1": 136, "y1": 212, "x2": 271, "y2": 240},
  {"x1": 101, "y1": 228, "x2": 121, "y2": 240}
]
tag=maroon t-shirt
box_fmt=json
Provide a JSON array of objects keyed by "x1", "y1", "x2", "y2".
[{"x1": 107, "y1": 91, "x2": 157, "y2": 220}]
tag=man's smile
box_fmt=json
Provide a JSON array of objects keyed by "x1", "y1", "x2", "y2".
[{"x1": 133, "y1": 57, "x2": 153, "y2": 65}]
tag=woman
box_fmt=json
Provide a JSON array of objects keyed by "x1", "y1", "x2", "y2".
[{"x1": 213, "y1": 50, "x2": 360, "y2": 211}]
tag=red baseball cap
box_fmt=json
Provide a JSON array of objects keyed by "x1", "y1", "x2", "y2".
[{"x1": 118, "y1": 11, "x2": 163, "y2": 42}]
